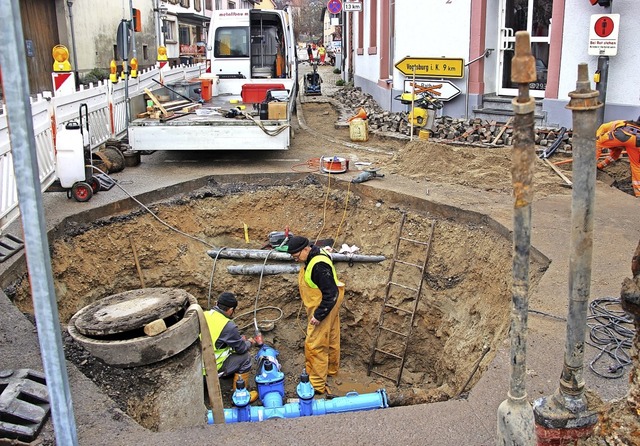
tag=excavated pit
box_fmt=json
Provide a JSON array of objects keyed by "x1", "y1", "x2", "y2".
[{"x1": 6, "y1": 174, "x2": 549, "y2": 426}]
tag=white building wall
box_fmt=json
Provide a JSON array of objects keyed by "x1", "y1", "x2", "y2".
[
  {"x1": 541, "y1": 0, "x2": 640, "y2": 127},
  {"x1": 68, "y1": 1, "x2": 157, "y2": 72},
  {"x1": 353, "y1": 0, "x2": 472, "y2": 113}
]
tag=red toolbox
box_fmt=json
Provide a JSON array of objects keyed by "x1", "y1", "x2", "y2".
[{"x1": 241, "y1": 83, "x2": 285, "y2": 104}]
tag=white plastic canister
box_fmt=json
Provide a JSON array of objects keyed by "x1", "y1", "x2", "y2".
[{"x1": 55, "y1": 121, "x2": 85, "y2": 188}]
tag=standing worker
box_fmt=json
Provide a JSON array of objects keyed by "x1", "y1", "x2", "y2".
[
  {"x1": 596, "y1": 117, "x2": 640, "y2": 197},
  {"x1": 282, "y1": 236, "x2": 345, "y2": 398},
  {"x1": 204, "y1": 292, "x2": 259, "y2": 403},
  {"x1": 306, "y1": 43, "x2": 313, "y2": 62},
  {"x1": 318, "y1": 44, "x2": 326, "y2": 65}
]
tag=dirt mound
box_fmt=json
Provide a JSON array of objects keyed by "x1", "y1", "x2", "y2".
[{"x1": 390, "y1": 140, "x2": 572, "y2": 196}]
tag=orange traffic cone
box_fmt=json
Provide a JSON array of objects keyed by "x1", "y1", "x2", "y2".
[{"x1": 347, "y1": 107, "x2": 367, "y2": 122}]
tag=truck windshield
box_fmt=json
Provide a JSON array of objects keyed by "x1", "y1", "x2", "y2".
[{"x1": 215, "y1": 27, "x2": 250, "y2": 57}]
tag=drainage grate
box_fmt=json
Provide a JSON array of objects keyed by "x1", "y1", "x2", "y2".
[
  {"x1": 0, "y1": 369, "x2": 50, "y2": 442},
  {"x1": 0, "y1": 234, "x2": 24, "y2": 263}
]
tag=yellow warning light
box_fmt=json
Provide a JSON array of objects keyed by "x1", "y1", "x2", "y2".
[
  {"x1": 130, "y1": 57, "x2": 138, "y2": 78},
  {"x1": 157, "y1": 46, "x2": 168, "y2": 61},
  {"x1": 52, "y1": 45, "x2": 72, "y2": 72},
  {"x1": 593, "y1": 71, "x2": 601, "y2": 83},
  {"x1": 109, "y1": 60, "x2": 118, "y2": 84},
  {"x1": 121, "y1": 61, "x2": 127, "y2": 80}
]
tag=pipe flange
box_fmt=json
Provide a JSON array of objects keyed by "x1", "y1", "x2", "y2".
[{"x1": 511, "y1": 97, "x2": 536, "y2": 115}]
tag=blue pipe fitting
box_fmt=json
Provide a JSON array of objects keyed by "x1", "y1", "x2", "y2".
[
  {"x1": 216, "y1": 389, "x2": 389, "y2": 424},
  {"x1": 296, "y1": 369, "x2": 315, "y2": 417}
]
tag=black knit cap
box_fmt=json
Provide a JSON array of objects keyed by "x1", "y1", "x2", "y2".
[
  {"x1": 217, "y1": 292, "x2": 238, "y2": 309},
  {"x1": 285, "y1": 235, "x2": 309, "y2": 254}
]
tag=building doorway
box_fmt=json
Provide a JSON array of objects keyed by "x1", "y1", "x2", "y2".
[{"x1": 498, "y1": 0, "x2": 553, "y2": 98}]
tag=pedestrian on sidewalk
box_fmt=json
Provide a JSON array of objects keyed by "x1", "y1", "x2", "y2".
[{"x1": 596, "y1": 117, "x2": 640, "y2": 197}]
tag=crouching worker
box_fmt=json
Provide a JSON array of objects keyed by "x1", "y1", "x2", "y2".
[
  {"x1": 203, "y1": 292, "x2": 258, "y2": 403},
  {"x1": 596, "y1": 117, "x2": 640, "y2": 197}
]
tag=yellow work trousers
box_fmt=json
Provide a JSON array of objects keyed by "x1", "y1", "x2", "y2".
[{"x1": 298, "y1": 268, "x2": 345, "y2": 393}]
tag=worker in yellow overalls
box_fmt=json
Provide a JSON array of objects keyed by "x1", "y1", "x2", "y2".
[{"x1": 284, "y1": 236, "x2": 345, "y2": 398}]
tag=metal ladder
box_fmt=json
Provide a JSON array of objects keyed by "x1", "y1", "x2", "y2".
[{"x1": 367, "y1": 213, "x2": 435, "y2": 386}]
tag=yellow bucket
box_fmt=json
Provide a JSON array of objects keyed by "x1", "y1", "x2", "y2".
[
  {"x1": 349, "y1": 118, "x2": 369, "y2": 142},
  {"x1": 419, "y1": 129, "x2": 431, "y2": 140}
]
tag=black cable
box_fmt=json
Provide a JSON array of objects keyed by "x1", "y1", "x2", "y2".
[{"x1": 586, "y1": 297, "x2": 635, "y2": 379}]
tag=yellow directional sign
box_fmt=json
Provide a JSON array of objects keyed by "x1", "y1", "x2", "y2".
[{"x1": 394, "y1": 57, "x2": 464, "y2": 79}]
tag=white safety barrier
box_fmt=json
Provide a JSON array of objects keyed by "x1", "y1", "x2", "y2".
[{"x1": 0, "y1": 63, "x2": 203, "y2": 234}]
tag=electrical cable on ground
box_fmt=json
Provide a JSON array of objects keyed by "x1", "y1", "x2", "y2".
[
  {"x1": 235, "y1": 306, "x2": 284, "y2": 332},
  {"x1": 528, "y1": 309, "x2": 566, "y2": 321},
  {"x1": 291, "y1": 157, "x2": 321, "y2": 173},
  {"x1": 586, "y1": 297, "x2": 634, "y2": 379},
  {"x1": 314, "y1": 170, "x2": 332, "y2": 243},
  {"x1": 253, "y1": 249, "x2": 277, "y2": 331},
  {"x1": 207, "y1": 247, "x2": 227, "y2": 311},
  {"x1": 91, "y1": 166, "x2": 215, "y2": 249},
  {"x1": 331, "y1": 180, "x2": 351, "y2": 250}
]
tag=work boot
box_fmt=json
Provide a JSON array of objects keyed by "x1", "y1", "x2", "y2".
[{"x1": 233, "y1": 372, "x2": 259, "y2": 404}]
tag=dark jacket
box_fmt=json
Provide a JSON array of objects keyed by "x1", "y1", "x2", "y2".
[
  {"x1": 305, "y1": 246, "x2": 340, "y2": 321},
  {"x1": 213, "y1": 307, "x2": 251, "y2": 354}
]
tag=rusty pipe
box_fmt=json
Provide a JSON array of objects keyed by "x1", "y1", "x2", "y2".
[
  {"x1": 509, "y1": 30, "x2": 536, "y2": 401},
  {"x1": 497, "y1": 31, "x2": 536, "y2": 446},
  {"x1": 560, "y1": 64, "x2": 603, "y2": 399}
]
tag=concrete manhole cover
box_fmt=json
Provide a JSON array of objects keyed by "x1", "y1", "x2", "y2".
[
  {"x1": 72, "y1": 288, "x2": 191, "y2": 336},
  {"x1": 68, "y1": 288, "x2": 200, "y2": 367}
]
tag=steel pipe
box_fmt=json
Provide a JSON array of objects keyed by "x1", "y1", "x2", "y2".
[{"x1": 0, "y1": 1, "x2": 78, "y2": 444}]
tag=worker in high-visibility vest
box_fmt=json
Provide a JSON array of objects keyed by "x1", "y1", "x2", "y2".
[
  {"x1": 203, "y1": 292, "x2": 258, "y2": 402},
  {"x1": 596, "y1": 117, "x2": 640, "y2": 197},
  {"x1": 281, "y1": 236, "x2": 344, "y2": 399}
]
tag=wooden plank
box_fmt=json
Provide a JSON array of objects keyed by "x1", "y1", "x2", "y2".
[
  {"x1": 182, "y1": 103, "x2": 202, "y2": 113},
  {"x1": 490, "y1": 117, "x2": 513, "y2": 145},
  {"x1": 543, "y1": 157, "x2": 572, "y2": 186},
  {"x1": 144, "y1": 88, "x2": 169, "y2": 116},
  {"x1": 192, "y1": 305, "x2": 226, "y2": 424}
]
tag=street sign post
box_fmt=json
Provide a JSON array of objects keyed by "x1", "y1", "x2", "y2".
[
  {"x1": 327, "y1": 0, "x2": 342, "y2": 15},
  {"x1": 394, "y1": 57, "x2": 464, "y2": 79},
  {"x1": 403, "y1": 80, "x2": 461, "y2": 102},
  {"x1": 588, "y1": 14, "x2": 620, "y2": 56}
]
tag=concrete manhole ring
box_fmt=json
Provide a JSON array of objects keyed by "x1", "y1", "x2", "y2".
[
  {"x1": 68, "y1": 288, "x2": 200, "y2": 367},
  {"x1": 72, "y1": 287, "x2": 191, "y2": 336}
]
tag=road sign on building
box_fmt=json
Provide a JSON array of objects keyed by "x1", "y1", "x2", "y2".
[
  {"x1": 394, "y1": 57, "x2": 464, "y2": 79},
  {"x1": 344, "y1": 1, "x2": 362, "y2": 11},
  {"x1": 327, "y1": 0, "x2": 342, "y2": 14},
  {"x1": 403, "y1": 80, "x2": 461, "y2": 102},
  {"x1": 588, "y1": 14, "x2": 620, "y2": 56}
]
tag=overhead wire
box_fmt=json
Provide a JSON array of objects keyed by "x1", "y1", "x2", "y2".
[{"x1": 586, "y1": 297, "x2": 634, "y2": 379}]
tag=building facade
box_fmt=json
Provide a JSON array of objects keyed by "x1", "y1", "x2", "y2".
[{"x1": 347, "y1": 0, "x2": 640, "y2": 128}]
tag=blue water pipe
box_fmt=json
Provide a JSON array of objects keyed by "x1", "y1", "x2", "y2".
[{"x1": 206, "y1": 344, "x2": 389, "y2": 424}]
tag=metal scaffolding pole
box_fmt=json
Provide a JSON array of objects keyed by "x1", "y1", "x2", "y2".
[{"x1": 0, "y1": 1, "x2": 78, "y2": 444}]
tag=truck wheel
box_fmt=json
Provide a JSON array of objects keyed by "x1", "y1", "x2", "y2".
[
  {"x1": 89, "y1": 176, "x2": 101, "y2": 194},
  {"x1": 72, "y1": 182, "x2": 93, "y2": 202}
]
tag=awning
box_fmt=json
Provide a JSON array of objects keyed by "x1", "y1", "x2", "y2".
[{"x1": 176, "y1": 12, "x2": 210, "y2": 26}]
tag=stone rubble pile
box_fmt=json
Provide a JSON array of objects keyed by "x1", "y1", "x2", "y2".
[{"x1": 329, "y1": 87, "x2": 573, "y2": 152}]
